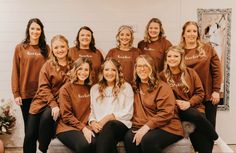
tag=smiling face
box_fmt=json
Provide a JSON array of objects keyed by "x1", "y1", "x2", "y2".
[
  {"x1": 103, "y1": 61, "x2": 117, "y2": 86},
  {"x1": 183, "y1": 24, "x2": 198, "y2": 44},
  {"x1": 166, "y1": 50, "x2": 181, "y2": 69},
  {"x1": 76, "y1": 63, "x2": 90, "y2": 84},
  {"x1": 79, "y1": 29, "x2": 92, "y2": 49},
  {"x1": 148, "y1": 22, "x2": 160, "y2": 41},
  {"x1": 136, "y1": 57, "x2": 152, "y2": 83},
  {"x1": 118, "y1": 28, "x2": 132, "y2": 48},
  {"x1": 52, "y1": 39, "x2": 68, "y2": 61},
  {"x1": 29, "y1": 22, "x2": 42, "y2": 42}
]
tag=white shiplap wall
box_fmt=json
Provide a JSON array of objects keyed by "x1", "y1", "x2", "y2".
[{"x1": 0, "y1": 0, "x2": 235, "y2": 147}]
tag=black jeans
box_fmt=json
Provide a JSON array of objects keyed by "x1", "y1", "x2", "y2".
[
  {"x1": 23, "y1": 107, "x2": 55, "y2": 153},
  {"x1": 57, "y1": 130, "x2": 94, "y2": 153},
  {"x1": 20, "y1": 98, "x2": 33, "y2": 133},
  {"x1": 94, "y1": 120, "x2": 129, "y2": 153},
  {"x1": 179, "y1": 107, "x2": 218, "y2": 153},
  {"x1": 124, "y1": 128, "x2": 182, "y2": 153}
]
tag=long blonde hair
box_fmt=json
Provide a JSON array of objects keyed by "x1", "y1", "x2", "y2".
[
  {"x1": 179, "y1": 21, "x2": 206, "y2": 58},
  {"x1": 50, "y1": 35, "x2": 73, "y2": 71},
  {"x1": 97, "y1": 58, "x2": 125, "y2": 100},
  {"x1": 163, "y1": 46, "x2": 189, "y2": 93}
]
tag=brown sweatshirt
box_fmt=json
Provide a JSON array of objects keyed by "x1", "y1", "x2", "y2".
[
  {"x1": 69, "y1": 47, "x2": 104, "y2": 84},
  {"x1": 159, "y1": 68, "x2": 205, "y2": 112},
  {"x1": 138, "y1": 37, "x2": 172, "y2": 72},
  {"x1": 11, "y1": 43, "x2": 49, "y2": 99},
  {"x1": 56, "y1": 82, "x2": 91, "y2": 134},
  {"x1": 132, "y1": 81, "x2": 184, "y2": 137},
  {"x1": 29, "y1": 60, "x2": 70, "y2": 114},
  {"x1": 184, "y1": 43, "x2": 222, "y2": 101},
  {"x1": 106, "y1": 47, "x2": 142, "y2": 83}
]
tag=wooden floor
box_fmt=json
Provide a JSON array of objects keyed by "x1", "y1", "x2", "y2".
[{"x1": 4, "y1": 145, "x2": 236, "y2": 153}]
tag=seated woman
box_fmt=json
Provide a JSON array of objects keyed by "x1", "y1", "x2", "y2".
[
  {"x1": 159, "y1": 46, "x2": 218, "y2": 153},
  {"x1": 23, "y1": 35, "x2": 73, "y2": 153},
  {"x1": 124, "y1": 54, "x2": 183, "y2": 153},
  {"x1": 89, "y1": 58, "x2": 134, "y2": 153},
  {"x1": 56, "y1": 57, "x2": 94, "y2": 153}
]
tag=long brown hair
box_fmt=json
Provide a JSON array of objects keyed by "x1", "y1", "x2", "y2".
[{"x1": 97, "y1": 58, "x2": 125, "y2": 100}]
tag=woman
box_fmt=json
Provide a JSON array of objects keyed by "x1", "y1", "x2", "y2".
[
  {"x1": 159, "y1": 46, "x2": 218, "y2": 153},
  {"x1": 56, "y1": 57, "x2": 94, "y2": 153},
  {"x1": 70, "y1": 26, "x2": 104, "y2": 83},
  {"x1": 89, "y1": 58, "x2": 134, "y2": 153},
  {"x1": 138, "y1": 18, "x2": 172, "y2": 72},
  {"x1": 124, "y1": 55, "x2": 183, "y2": 153},
  {"x1": 11, "y1": 18, "x2": 49, "y2": 132},
  {"x1": 106, "y1": 25, "x2": 141, "y2": 83},
  {"x1": 23, "y1": 35, "x2": 73, "y2": 153},
  {"x1": 179, "y1": 21, "x2": 222, "y2": 128}
]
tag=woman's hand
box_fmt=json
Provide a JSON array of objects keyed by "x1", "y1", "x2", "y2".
[
  {"x1": 82, "y1": 127, "x2": 94, "y2": 143},
  {"x1": 51, "y1": 106, "x2": 60, "y2": 121},
  {"x1": 176, "y1": 100, "x2": 190, "y2": 111},
  {"x1": 211, "y1": 91, "x2": 220, "y2": 105},
  {"x1": 14, "y1": 97, "x2": 22, "y2": 105},
  {"x1": 132, "y1": 125, "x2": 150, "y2": 145},
  {"x1": 90, "y1": 121, "x2": 102, "y2": 133},
  {"x1": 99, "y1": 114, "x2": 115, "y2": 128}
]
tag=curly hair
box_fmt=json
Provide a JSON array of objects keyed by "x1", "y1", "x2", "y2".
[
  {"x1": 133, "y1": 54, "x2": 160, "y2": 93},
  {"x1": 67, "y1": 57, "x2": 93, "y2": 85},
  {"x1": 115, "y1": 25, "x2": 134, "y2": 49},
  {"x1": 179, "y1": 21, "x2": 206, "y2": 58},
  {"x1": 144, "y1": 18, "x2": 166, "y2": 43},
  {"x1": 23, "y1": 18, "x2": 49, "y2": 58},
  {"x1": 163, "y1": 46, "x2": 189, "y2": 93},
  {"x1": 50, "y1": 34, "x2": 73, "y2": 71},
  {"x1": 97, "y1": 58, "x2": 125, "y2": 101},
  {"x1": 75, "y1": 26, "x2": 97, "y2": 52}
]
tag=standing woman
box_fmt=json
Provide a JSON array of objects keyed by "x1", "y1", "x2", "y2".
[
  {"x1": 106, "y1": 25, "x2": 142, "y2": 84},
  {"x1": 70, "y1": 26, "x2": 104, "y2": 83},
  {"x1": 124, "y1": 55, "x2": 183, "y2": 153},
  {"x1": 23, "y1": 35, "x2": 73, "y2": 153},
  {"x1": 11, "y1": 18, "x2": 49, "y2": 132},
  {"x1": 89, "y1": 58, "x2": 134, "y2": 153},
  {"x1": 56, "y1": 57, "x2": 94, "y2": 153},
  {"x1": 138, "y1": 18, "x2": 172, "y2": 72},
  {"x1": 159, "y1": 46, "x2": 218, "y2": 153},
  {"x1": 179, "y1": 21, "x2": 222, "y2": 128}
]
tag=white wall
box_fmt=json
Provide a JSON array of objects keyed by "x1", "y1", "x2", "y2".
[{"x1": 0, "y1": 0, "x2": 235, "y2": 146}]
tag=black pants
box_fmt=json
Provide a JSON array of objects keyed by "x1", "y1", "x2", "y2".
[
  {"x1": 20, "y1": 98, "x2": 33, "y2": 133},
  {"x1": 204, "y1": 100, "x2": 218, "y2": 128},
  {"x1": 179, "y1": 108, "x2": 218, "y2": 153},
  {"x1": 124, "y1": 128, "x2": 182, "y2": 153},
  {"x1": 23, "y1": 107, "x2": 55, "y2": 153},
  {"x1": 57, "y1": 130, "x2": 94, "y2": 153},
  {"x1": 94, "y1": 120, "x2": 129, "y2": 153}
]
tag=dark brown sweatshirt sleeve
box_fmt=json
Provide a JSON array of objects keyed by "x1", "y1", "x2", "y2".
[
  {"x1": 11, "y1": 45, "x2": 21, "y2": 98},
  {"x1": 188, "y1": 69, "x2": 205, "y2": 107},
  {"x1": 59, "y1": 86, "x2": 86, "y2": 130},
  {"x1": 146, "y1": 83, "x2": 176, "y2": 129},
  {"x1": 210, "y1": 47, "x2": 222, "y2": 92}
]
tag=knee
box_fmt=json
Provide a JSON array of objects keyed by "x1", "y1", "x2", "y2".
[
  {"x1": 102, "y1": 120, "x2": 118, "y2": 129},
  {"x1": 141, "y1": 141, "x2": 162, "y2": 153}
]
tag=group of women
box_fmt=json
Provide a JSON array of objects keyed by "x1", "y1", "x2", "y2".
[{"x1": 11, "y1": 17, "x2": 222, "y2": 153}]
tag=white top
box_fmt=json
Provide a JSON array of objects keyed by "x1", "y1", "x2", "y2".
[{"x1": 89, "y1": 82, "x2": 134, "y2": 128}]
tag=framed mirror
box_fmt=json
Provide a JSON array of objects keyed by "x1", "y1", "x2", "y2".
[{"x1": 197, "y1": 8, "x2": 232, "y2": 110}]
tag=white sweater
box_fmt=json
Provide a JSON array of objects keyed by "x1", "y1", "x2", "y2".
[{"x1": 89, "y1": 82, "x2": 134, "y2": 128}]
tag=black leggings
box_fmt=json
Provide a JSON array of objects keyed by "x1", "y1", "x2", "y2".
[
  {"x1": 204, "y1": 100, "x2": 218, "y2": 128},
  {"x1": 179, "y1": 107, "x2": 218, "y2": 153},
  {"x1": 20, "y1": 98, "x2": 33, "y2": 133},
  {"x1": 23, "y1": 107, "x2": 55, "y2": 153},
  {"x1": 124, "y1": 128, "x2": 182, "y2": 153},
  {"x1": 57, "y1": 130, "x2": 94, "y2": 153},
  {"x1": 94, "y1": 120, "x2": 129, "y2": 153}
]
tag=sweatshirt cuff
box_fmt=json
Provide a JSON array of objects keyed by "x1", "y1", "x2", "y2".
[{"x1": 49, "y1": 101, "x2": 58, "y2": 108}]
